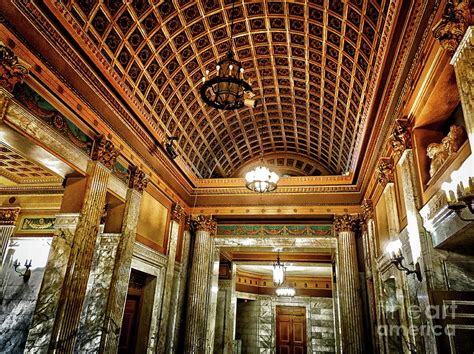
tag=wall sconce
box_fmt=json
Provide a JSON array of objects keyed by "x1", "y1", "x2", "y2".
[
  {"x1": 441, "y1": 168, "x2": 474, "y2": 221},
  {"x1": 385, "y1": 240, "x2": 422, "y2": 282},
  {"x1": 13, "y1": 259, "x2": 32, "y2": 282}
]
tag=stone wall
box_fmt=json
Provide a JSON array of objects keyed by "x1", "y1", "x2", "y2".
[
  {"x1": 235, "y1": 293, "x2": 336, "y2": 354},
  {"x1": 0, "y1": 237, "x2": 51, "y2": 353}
]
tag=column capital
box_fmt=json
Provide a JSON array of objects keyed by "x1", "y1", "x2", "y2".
[
  {"x1": 376, "y1": 157, "x2": 394, "y2": 186},
  {"x1": 171, "y1": 203, "x2": 184, "y2": 222},
  {"x1": 334, "y1": 214, "x2": 359, "y2": 233},
  {"x1": 0, "y1": 43, "x2": 29, "y2": 93},
  {"x1": 0, "y1": 206, "x2": 21, "y2": 225},
  {"x1": 388, "y1": 118, "x2": 412, "y2": 157},
  {"x1": 361, "y1": 199, "x2": 374, "y2": 222},
  {"x1": 92, "y1": 135, "x2": 119, "y2": 170},
  {"x1": 128, "y1": 166, "x2": 148, "y2": 193},
  {"x1": 433, "y1": 0, "x2": 471, "y2": 53},
  {"x1": 451, "y1": 25, "x2": 474, "y2": 65},
  {"x1": 193, "y1": 215, "x2": 217, "y2": 235}
]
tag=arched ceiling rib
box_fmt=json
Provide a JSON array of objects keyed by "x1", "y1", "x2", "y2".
[{"x1": 64, "y1": 0, "x2": 390, "y2": 178}]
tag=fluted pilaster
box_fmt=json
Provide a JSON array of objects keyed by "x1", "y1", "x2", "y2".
[
  {"x1": 334, "y1": 214, "x2": 364, "y2": 353},
  {"x1": 156, "y1": 203, "x2": 183, "y2": 353},
  {"x1": 184, "y1": 215, "x2": 217, "y2": 353}
]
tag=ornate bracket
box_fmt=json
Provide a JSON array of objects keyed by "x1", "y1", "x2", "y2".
[
  {"x1": 334, "y1": 214, "x2": 359, "y2": 233},
  {"x1": 388, "y1": 118, "x2": 412, "y2": 157},
  {"x1": 0, "y1": 44, "x2": 29, "y2": 93},
  {"x1": 376, "y1": 157, "x2": 394, "y2": 186},
  {"x1": 92, "y1": 135, "x2": 119, "y2": 170},
  {"x1": 433, "y1": 0, "x2": 471, "y2": 52},
  {"x1": 0, "y1": 207, "x2": 21, "y2": 225},
  {"x1": 128, "y1": 166, "x2": 148, "y2": 193}
]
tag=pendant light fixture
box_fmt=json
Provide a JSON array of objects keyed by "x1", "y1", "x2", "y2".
[
  {"x1": 200, "y1": 0, "x2": 256, "y2": 110},
  {"x1": 272, "y1": 253, "x2": 285, "y2": 286}
]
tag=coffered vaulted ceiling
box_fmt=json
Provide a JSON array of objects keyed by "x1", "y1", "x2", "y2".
[{"x1": 61, "y1": 0, "x2": 392, "y2": 179}]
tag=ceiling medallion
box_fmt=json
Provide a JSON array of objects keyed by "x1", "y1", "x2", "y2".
[{"x1": 200, "y1": 0, "x2": 256, "y2": 110}]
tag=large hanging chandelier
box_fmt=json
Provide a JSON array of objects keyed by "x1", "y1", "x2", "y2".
[
  {"x1": 276, "y1": 285, "x2": 295, "y2": 297},
  {"x1": 245, "y1": 162, "x2": 279, "y2": 193},
  {"x1": 200, "y1": 0, "x2": 256, "y2": 110},
  {"x1": 272, "y1": 253, "x2": 285, "y2": 286}
]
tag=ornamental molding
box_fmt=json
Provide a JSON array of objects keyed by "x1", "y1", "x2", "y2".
[
  {"x1": 0, "y1": 207, "x2": 21, "y2": 225},
  {"x1": 433, "y1": 0, "x2": 472, "y2": 52},
  {"x1": 193, "y1": 215, "x2": 217, "y2": 235},
  {"x1": 0, "y1": 43, "x2": 29, "y2": 93},
  {"x1": 376, "y1": 157, "x2": 394, "y2": 186},
  {"x1": 171, "y1": 203, "x2": 184, "y2": 222},
  {"x1": 92, "y1": 135, "x2": 119, "y2": 170},
  {"x1": 388, "y1": 118, "x2": 412, "y2": 158},
  {"x1": 333, "y1": 214, "x2": 359, "y2": 233},
  {"x1": 128, "y1": 166, "x2": 148, "y2": 193},
  {"x1": 361, "y1": 199, "x2": 374, "y2": 222}
]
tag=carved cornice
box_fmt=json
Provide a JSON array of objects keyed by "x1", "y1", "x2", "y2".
[
  {"x1": 0, "y1": 43, "x2": 29, "y2": 93},
  {"x1": 376, "y1": 157, "x2": 394, "y2": 186},
  {"x1": 171, "y1": 203, "x2": 184, "y2": 222},
  {"x1": 361, "y1": 199, "x2": 374, "y2": 222},
  {"x1": 193, "y1": 215, "x2": 217, "y2": 235},
  {"x1": 0, "y1": 207, "x2": 21, "y2": 225},
  {"x1": 91, "y1": 135, "x2": 119, "y2": 170},
  {"x1": 433, "y1": 0, "x2": 471, "y2": 52},
  {"x1": 128, "y1": 166, "x2": 148, "y2": 193},
  {"x1": 334, "y1": 214, "x2": 359, "y2": 233},
  {"x1": 388, "y1": 118, "x2": 412, "y2": 157}
]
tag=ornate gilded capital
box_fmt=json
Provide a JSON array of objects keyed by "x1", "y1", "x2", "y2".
[
  {"x1": 0, "y1": 44, "x2": 29, "y2": 93},
  {"x1": 171, "y1": 203, "x2": 184, "y2": 222},
  {"x1": 376, "y1": 157, "x2": 394, "y2": 186},
  {"x1": 0, "y1": 207, "x2": 21, "y2": 225},
  {"x1": 184, "y1": 212, "x2": 192, "y2": 231},
  {"x1": 361, "y1": 199, "x2": 374, "y2": 221},
  {"x1": 193, "y1": 215, "x2": 217, "y2": 235},
  {"x1": 388, "y1": 118, "x2": 412, "y2": 157},
  {"x1": 433, "y1": 0, "x2": 471, "y2": 52},
  {"x1": 128, "y1": 166, "x2": 148, "y2": 193},
  {"x1": 334, "y1": 214, "x2": 359, "y2": 233},
  {"x1": 92, "y1": 135, "x2": 119, "y2": 170}
]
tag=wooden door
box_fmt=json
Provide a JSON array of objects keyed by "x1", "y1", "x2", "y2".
[
  {"x1": 276, "y1": 306, "x2": 307, "y2": 354},
  {"x1": 118, "y1": 294, "x2": 141, "y2": 354}
]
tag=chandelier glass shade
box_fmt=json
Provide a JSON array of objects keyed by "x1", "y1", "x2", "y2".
[
  {"x1": 272, "y1": 254, "x2": 285, "y2": 285},
  {"x1": 200, "y1": 51, "x2": 255, "y2": 111},
  {"x1": 276, "y1": 285, "x2": 295, "y2": 297},
  {"x1": 245, "y1": 165, "x2": 279, "y2": 193}
]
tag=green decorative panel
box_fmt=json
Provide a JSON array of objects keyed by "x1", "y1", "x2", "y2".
[
  {"x1": 112, "y1": 161, "x2": 130, "y2": 183},
  {"x1": 217, "y1": 225, "x2": 333, "y2": 237},
  {"x1": 13, "y1": 84, "x2": 93, "y2": 154}
]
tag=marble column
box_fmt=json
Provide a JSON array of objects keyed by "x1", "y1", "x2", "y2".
[
  {"x1": 206, "y1": 246, "x2": 220, "y2": 353},
  {"x1": 156, "y1": 203, "x2": 183, "y2": 353},
  {"x1": 0, "y1": 207, "x2": 21, "y2": 301},
  {"x1": 184, "y1": 215, "x2": 217, "y2": 353},
  {"x1": 25, "y1": 136, "x2": 118, "y2": 353},
  {"x1": 334, "y1": 214, "x2": 364, "y2": 354},
  {"x1": 451, "y1": 26, "x2": 474, "y2": 151},
  {"x1": 222, "y1": 263, "x2": 237, "y2": 354},
  {"x1": 75, "y1": 166, "x2": 147, "y2": 352},
  {"x1": 166, "y1": 219, "x2": 192, "y2": 353}
]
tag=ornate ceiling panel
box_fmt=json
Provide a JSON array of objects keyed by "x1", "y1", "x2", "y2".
[{"x1": 62, "y1": 0, "x2": 390, "y2": 178}]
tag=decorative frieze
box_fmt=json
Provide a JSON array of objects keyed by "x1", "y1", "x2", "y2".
[
  {"x1": 388, "y1": 118, "x2": 412, "y2": 157},
  {"x1": 128, "y1": 165, "x2": 148, "y2": 192},
  {"x1": 0, "y1": 207, "x2": 21, "y2": 225},
  {"x1": 333, "y1": 214, "x2": 359, "y2": 233},
  {"x1": 433, "y1": 0, "x2": 471, "y2": 52},
  {"x1": 171, "y1": 203, "x2": 184, "y2": 222},
  {"x1": 193, "y1": 215, "x2": 217, "y2": 235},
  {"x1": 376, "y1": 157, "x2": 394, "y2": 186},
  {"x1": 92, "y1": 135, "x2": 119, "y2": 170},
  {"x1": 0, "y1": 44, "x2": 29, "y2": 93}
]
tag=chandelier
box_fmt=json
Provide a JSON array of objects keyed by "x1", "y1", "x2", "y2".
[
  {"x1": 245, "y1": 163, "x2": 279, "y2": 193},
  {"x1": 276, "y1": 285, "x2": 295, "y2": 297},
  {"x1": 272, "y1": 253, "x2": 285, "y2": 286},
  {"x1": 200, "y1": 0, "x2": 255, "y2": 110}
]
